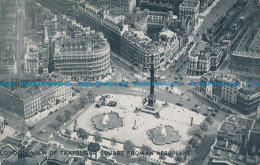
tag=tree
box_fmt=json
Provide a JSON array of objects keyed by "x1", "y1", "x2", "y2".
[
  {"x1": 79, "y1": 94, "x2": 87, "y2": 108},
  {"x1": 189, "y1": 127, "x2": 204, "y2": 139},
  {"x1": 205, "y1": 116, "x2": 213, "y2": 125},
  {"x1": 159, "y1": 154, "x2": 166, "y2": 161},
  {"x1": 87, "y1": 90, "x2": 95, "y2": 103},
  {"x1": 64, "y1": 110, "x2": 72, "y2": 122},
  {"x1": 140, "y1": 144, "x2": 152, "y2": 158},
  {"x1": 123, "y1": 140, "x2": 135, "y2": 152},
  {"x1": 189, "y1": 137, "x2": 200, "y2": 148},
  {"x1": 65, "y1": 129, "x2": 71, "y2": 137},
  {"x1": 185, "y1": 144, "x2": 193, "y2": 154},
  {"x1": 88, "y1": 142, "x2": 100, "y2": 153},
  {"x1": 56, "y1": 114, "x2": 65, "y2": 123},
  {"x1": 200, "y1": 121, "x2": 209, "y2": 131},
  {"x1": 77, "y1": 128, "x2": 89, "y2": 142},
  {"x1": 94, "y1": 132, "x2": 103, "y2": 143},
  {"x1": 111, "y1": 137, "x2": 117, "y2": 149},
  {"x1": 175, "y1": 155, "x2": 185, "y2": 163}
]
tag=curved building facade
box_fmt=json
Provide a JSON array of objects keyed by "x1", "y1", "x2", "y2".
[{"x1": 54, "y1": 31, "x2": 110, "y2": 80}]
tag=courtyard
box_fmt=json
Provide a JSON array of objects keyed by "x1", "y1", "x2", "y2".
[{"x1": 67, "y1": 94, "x2": 205, "y2": 151}]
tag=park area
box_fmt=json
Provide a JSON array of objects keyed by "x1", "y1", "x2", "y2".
[{"x1": 66, "y1": 94, "x2": 205, "y2": 151}]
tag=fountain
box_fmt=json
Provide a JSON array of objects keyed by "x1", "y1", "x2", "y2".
[
  {"x1": 102, "y1": 114, "x2": 110, "y2": 125},
  {"x1": 147, "y1": 125, "x2": 181, "y2": 145},
  {"x1": 161, "y1": 127, "x2": 167, "y2": 137},
  {"x1": 92, "y1": 112, "x2": 123, "y2": 131}
]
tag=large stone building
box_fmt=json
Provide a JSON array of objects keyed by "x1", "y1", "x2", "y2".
[
  {"x1": 187, "y1": 41, "x2": 225, "y2": 76},
  {"x1": 87, "y1": 0, "x2": 136, "y2": 13},
  {"x1": 0, "y1": 0, "x2": 17, "y2": 75},
  {"x1": 229, "y1": 26, "x2": 260, "y2": 76},
  {"x1": 0, "y1": 74, "x2": 73, "y2": 118},
  {"x1": 121, "y1": 29, "x2": 179, "y2": 70},
  {"x1": 54, "y1": 29, "x2": 111, "y2": 80},
  {"x1": 209, "y1": 115, "x2": 255, "y2": 165},
  {"x1": 210, "y1": 114, "x2": 260, "y2": 165},
  {"x1": 237, "y1": 86, "x2": 260, "y2": 114},
  {"x1": 198, "y1": 72, "x2": 241, "y2": 105},
  {"x1": 199, "y1": 0, "x2": 214, "y2": 13},
  {"x1": 179, "y1": 0, "x2": 200, "y2": 26},
  {"x1": 38, "y1": 0, "x2": 180, "y2": 72}
]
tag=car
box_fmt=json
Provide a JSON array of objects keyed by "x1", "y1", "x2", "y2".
[
  {"x1": 176, "y1": 101, "x2": 183, "y2": 106},
  {"x1": 210, "y1": 113, "x2": 216, "y2": 117},
  {"x1": 192, "y1": 108, "x2": 199, "y2": 113},
  {"x1": 40, "y1": 130, "x2": 47, "y2": 134},
  {"x1": 215, "y1": 109, "x2": 219, "y2": 113},
  {"x1": 48, "y1": 111, "x2": 54, "y2": 115},
  {"x1": 203, "y1": 113, "x2": 209, "y2": 116},
  {"x1": 54, "y1": 109, "x2": 58, "y2": 112},
  {"x1": 207, "y1": 107, "x2": 214, "y2": 111}
]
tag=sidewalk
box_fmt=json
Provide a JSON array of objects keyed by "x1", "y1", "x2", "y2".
[{"x1": 25, "y1": 95, "x2": 79, "y2": 126}]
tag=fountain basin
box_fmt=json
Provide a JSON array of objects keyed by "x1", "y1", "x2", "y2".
[
  {"x1": 147, "y1": 125, "x2": 181, "y2": 145},
  {"x1": 92, "y1": 112, "x2": 123, "y2": 131}
]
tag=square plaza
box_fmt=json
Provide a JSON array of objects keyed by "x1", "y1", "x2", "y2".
[{"x1": 67, "y1": 94, "x2": 205, "y2": 151}]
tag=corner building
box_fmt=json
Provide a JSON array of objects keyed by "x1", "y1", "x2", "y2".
[{"x1": 54, "y1": 31, "x2": 110, "y2": 80}]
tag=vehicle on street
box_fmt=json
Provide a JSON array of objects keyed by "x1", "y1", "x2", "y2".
[
  {"x1": 211, "y1": 113, "x2": 216, "y2": 117},
  {"x1": 203, "y1": 113, "x2": 209, "y2": 116},
  {"x1": 207, "y1": 107, "x2": 214, "y2": 111},
  {"x1": 176, "y1": 101, "x2": 183, "y2": 106}
]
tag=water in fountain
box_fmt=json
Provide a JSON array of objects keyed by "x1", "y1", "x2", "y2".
[
  {"x1": 161, "y1": 127, "x2": 167, "y2": 137},
  {"x1": 102, "y1": 114, "x2": 110, "y2": 125}
]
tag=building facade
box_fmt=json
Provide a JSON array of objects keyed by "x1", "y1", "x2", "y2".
[
  {"x1": 54, "y1": 30, "x2": 111, "y2": 80},
  {"x1": 0, "y1": 74, "x2": 73, "y2": 118},
  {"x1": 39, "y1": 0, "x2": 179, "y2": 72},
  {"x1": 179, "y1": 0, "x2": 200, "y2": 25},
  {"x1": 187, "y1": 42, "x2": 224, "y2": 76},
  {"x1": 88, "y1": 0, "x2": 136, "y2": 13},
  {"x1": 0, "y1": 116, "x2": 5, "y2": 134},
  {"x1": 229, "y1": 51, "x2": 260, "y2": 76},
  {"x1": 236, "y1": 86, "x2": 260, "y2": 114}
]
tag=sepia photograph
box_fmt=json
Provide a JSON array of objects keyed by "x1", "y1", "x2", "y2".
[{"x1": 0, "y1": 0, "x2": 260, "y2": 164}]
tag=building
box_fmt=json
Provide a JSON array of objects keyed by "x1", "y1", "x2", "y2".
[
  {"x1": 0, "y1": 116, "x2": 5, "y2": 134},
  {"x1": 187, "y1": 42, "x2": 225, "y2": 76},
  {"x1": 139, "y1": 0, "x2": 182, "y2": 15},
  {"x1": 179, "y1": 0, "x2": 200, "y2": 26},
  {"x1": 209, "y1": 115, "x2": 255, "y2": 165},
  {"x1": 24, "y1": 41, "x2": 39, "y2": 74},
  {"x1": 198, "y1": 72, "x2": 241, "y2": 105},
  {"x1": 54, "y1": 30, "x2": 111, "y2": 80},
  {"x1": 38, "y1": 0, "x2": 179, "y2": 72},
  {"x1": 199, "y1": 0, "x2": 214, "y2": 13},
  {"x1": 229, "y1": 26, "x2": 260, "y2": 76},
  {"x1": 210, "y1": 114, "x2": 260, "y2": 165},
  {"x1": 121, "y1": 29, "x2": 179, "y2": 71},
  {"x1": 229, "y1": 51, "x2": 260, "y2": 76},
  {"x1": 0, "y1": 74, "x2": 73, "y2": 118},
  {"x1": 236, "y1": 86, "x2": 260, "y2": 114},
  {"x1": 88, "y1": 0, "x2": 137, "y2": 13},
  {"x1": 0, "y1": 135, "x2": 120, "y2": 165},
  {"x1": 0, "y1": 0, "x2": 18, "y2": 75}
]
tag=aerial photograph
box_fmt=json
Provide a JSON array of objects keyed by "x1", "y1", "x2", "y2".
[{"x1": 0, "y1": 0, "x2": 260, "y2": 164}]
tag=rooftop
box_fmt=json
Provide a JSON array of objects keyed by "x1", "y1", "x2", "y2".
[{"x1": 238, "y1": 86, "x2": 260, "y2": 95}]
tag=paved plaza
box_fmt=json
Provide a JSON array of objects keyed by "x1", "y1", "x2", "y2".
[{"x1": 67, "y1": 94, "x2": 205, "y2": 151}]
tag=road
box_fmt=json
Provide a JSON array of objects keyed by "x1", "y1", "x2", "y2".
[{"x1": 194, "y1": 0, "x2": 238, "y2": 42}]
